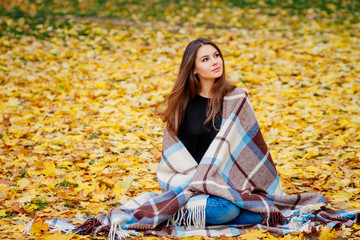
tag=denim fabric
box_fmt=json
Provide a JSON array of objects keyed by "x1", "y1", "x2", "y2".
[
  {"x1": 205, "y1": 195, "x2": 240, "y2": 224},
  {"x1": 229, "y1": 208, "x2": 263, "y2": 225},
  {"x1": 205, "y1": 195, "x2": 263, "y2": 225}
]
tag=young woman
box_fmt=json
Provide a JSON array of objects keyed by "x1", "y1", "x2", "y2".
[{"x1": 160, "y1": 38, "x2": 263, "y2": 225}]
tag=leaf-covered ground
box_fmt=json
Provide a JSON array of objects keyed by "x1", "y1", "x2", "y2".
[{"x1": 0, "y1": 1, "x2": 359, "y2": 239}]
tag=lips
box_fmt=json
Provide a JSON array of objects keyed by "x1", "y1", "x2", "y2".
[{"x1": 212, "y1": 67, "x2": 221, "y2": 72}]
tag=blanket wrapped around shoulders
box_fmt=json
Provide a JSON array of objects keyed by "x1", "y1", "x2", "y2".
[{"x1": 33, "y1": 88, "x2": 359, "y2": 239}]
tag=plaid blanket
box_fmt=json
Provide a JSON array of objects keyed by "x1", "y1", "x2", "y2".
[{"x1": 25, "y1": 88, "x2": 359, "y2": 239}]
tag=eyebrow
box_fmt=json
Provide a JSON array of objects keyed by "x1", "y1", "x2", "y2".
[{"x1": 200, "y1": 51, "x2": 219, "y2": 59}]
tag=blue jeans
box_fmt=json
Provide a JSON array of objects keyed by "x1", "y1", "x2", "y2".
[{"x1": 205, "y1": 195, "x2": 263, "y2": 225}]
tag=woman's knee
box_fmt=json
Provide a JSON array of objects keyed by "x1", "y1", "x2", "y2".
[{"x1": 205, "y1": 196, "x2": 240, "y2": 224}]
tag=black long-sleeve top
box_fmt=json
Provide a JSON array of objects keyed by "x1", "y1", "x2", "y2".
[{"x1": 177, "y1": 94, "x2": 222, "y2": 164}]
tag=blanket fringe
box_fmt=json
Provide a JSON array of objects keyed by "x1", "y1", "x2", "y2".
[
  {"x1": 167, "y1": 205, "x2": 206, "y2": 229},
  {"x1": 263, "y1": 211, "x2": 284, "y2": 227},
  {"x1": 73, "y1": 217, "x2": 101, "y2": 234},
  {"x1": 166, "y1": 206, "x2": 185, "y2": 227},
  {"x1": 21, "y1": 218, "x2": 36, "y2": 235},
  {"x1": 109, "y1": 221, "x2": 130, "y2": 240},
  {"x1": 45, "y1": 219, "x2": 76, "y2": 234},
  {"x1": 184, "y1": 205, "x2": 206, "y2": 229}
]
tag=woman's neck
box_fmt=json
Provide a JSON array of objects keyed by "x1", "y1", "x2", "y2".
[{"x1": 199, "y1": 79, "x2": 215, "y2": 98}]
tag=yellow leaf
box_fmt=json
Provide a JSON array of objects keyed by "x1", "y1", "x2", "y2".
[
  {"x1": 112, "y1": 181, "x2": 126, "y2": 199},
  {"x1": 2, "y1": 136, "x2": 17, "y2": 146},
  {"x1": 240, "y1": 229, "x2": 267, "y2": 239},
  {"x1": 265, "y1": 232, "x2": 278, "y2": 240},
  {"x1": 41, "y1": 162, "x2": 56, "y2": 177},
  {"x1": 353, "y1": 223, "x2": 360, "y2": 229},
  {"x1": 0, "y1": 209, "x2": 6, "y2": 217},
  {"x1": 89, "y1": 164, "x2": 106, "y2": 172},
  {"x1": 24, "y1": 203, "x2": 39, "y2": 212},
  {"x1": 341, "y1": 152, "x2": 355, "y2": 160},
  {"x1": 350, "y1": 201, "x2": 360, "y2": 209},
  {"x1": 76, "y1": 182, "x2": 93, "y2": 194},
  {"x1": 30, "y1": 219, "x2": 49, "y2": 235},
  {"x1": 318, "y1": 226, "x2": 338, "y2": 240},
  {"x1": 277, "y1": 166, "x2": 300, "y2": 177},
  {"x1": 334, "y1": 137, "x2": 346, "y2": 146},
  {"x1": 305, "y1": 165, "x2": 321, "y2": 173},
  {"x1": 303, "y1": 148, "x2": 319, "y2": 159},
  {"x1": 309, "y1": 203, "x2": 326, "y2": 211},
  {"x1": 112, "y1": 175, "x2": 133, "y2": 199}
]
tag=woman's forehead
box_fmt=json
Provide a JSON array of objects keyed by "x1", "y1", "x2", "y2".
[{"x1": 196, "y1": 45, "x2": 218, "y2": 58}]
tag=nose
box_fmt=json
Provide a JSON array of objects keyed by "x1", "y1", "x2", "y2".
[{"x1": 210, "y1": 57, "x2": 218, "y2": 65}]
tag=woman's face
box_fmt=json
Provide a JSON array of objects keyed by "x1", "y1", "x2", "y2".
[{"x1": 194, "y1": 44, "x2": 223, "y2": 83}]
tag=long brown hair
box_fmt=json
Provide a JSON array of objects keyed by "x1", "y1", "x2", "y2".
[{"x1": 160, "y1": 38, "x2": 235, "y2": 134}]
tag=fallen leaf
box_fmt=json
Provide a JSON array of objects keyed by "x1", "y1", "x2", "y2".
[
  {"x1": 30, "y1": 219, "x2": 50, "y2": 235},
  {"x1": 318, "y1": 226, "x2": 339, "y2": 240},
  {"x1": 41, "y1": 162, "x2": 56, "y2": 177},
  {"x1": 112, "y1": 175, "x2": 133, "y2": 199},
  {"x1": 240, "y1": 229, "x2": 267, "y2": 239}
]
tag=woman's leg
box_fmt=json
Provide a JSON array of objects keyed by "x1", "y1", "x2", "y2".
[
  {"x1": 205, "y1": 195, "x2": 240, "y2": 224},
  {"x1": 229, "y1": 208, "x2": 263, "y2": 225},
  {"x1": 205, "y1": 195, "x2": 263, "y2": 225}
]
